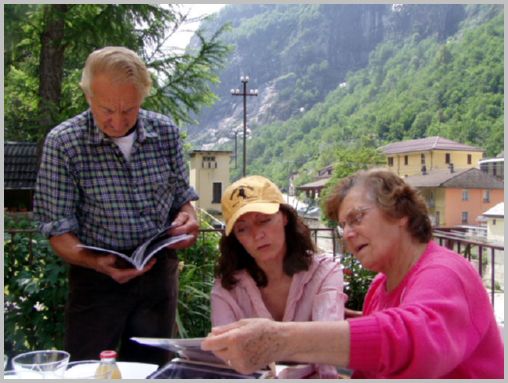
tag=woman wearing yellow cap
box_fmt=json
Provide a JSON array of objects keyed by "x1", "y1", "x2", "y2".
[{"x1": 211, "y1": 175, "x2": 347, "y2": 378}]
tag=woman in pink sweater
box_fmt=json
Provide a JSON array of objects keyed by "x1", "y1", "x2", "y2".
[
  {"x1": 203, "y1": 169, "x2": 503, "y2": 379},
  {"x1": 211, "y1": 175, "x2": 347, "y2": 378}
]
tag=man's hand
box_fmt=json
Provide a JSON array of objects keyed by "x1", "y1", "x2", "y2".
[
  {"x1": 94, "y1": 255, "x2": 156, "y2": 284},
  {"x1": 167, "y1": 202, "x2": 199, "y2": 249},
  {"x1": 49, "y1": 233, "x2": 157, "y2": 284}
]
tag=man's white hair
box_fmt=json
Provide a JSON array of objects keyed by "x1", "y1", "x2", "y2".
[{"x1": 80, "y1": 46, "x2": 152, "y2": 99}]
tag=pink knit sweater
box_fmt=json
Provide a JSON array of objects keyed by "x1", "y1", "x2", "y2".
[
  {"x1": 349, "y1": 241, "x2": 504, "y2": 379},
  {"x1": 211, "y1": 254, "x2": 347, "y2": 378}
]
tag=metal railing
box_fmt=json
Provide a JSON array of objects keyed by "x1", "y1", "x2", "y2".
[
  {"x1": 4, "y1": 226, "x2": 503, "y2": 308},
  {"x1": 433, "y1": 228, "x2": 504, "y2": 309}
]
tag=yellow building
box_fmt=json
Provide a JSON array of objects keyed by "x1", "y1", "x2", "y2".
[
  {"x1": 189, "y1": 150, "x2": 232, "y2": 214},
  {"x1": 379, "y1": 137, "x2": 503, "y2": 229},
  {"x1": 380, "y1": 136, "x2": 484, "y2": 177}
]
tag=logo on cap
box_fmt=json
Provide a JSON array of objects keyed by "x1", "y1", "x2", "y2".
[{"x1": 230, "y1": 185, "x2": 256, "y2": 207}]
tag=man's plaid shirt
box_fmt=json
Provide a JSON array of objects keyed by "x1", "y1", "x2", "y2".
[{"x1": 34, "y1": 109, "x2": 199, "y2": 251}]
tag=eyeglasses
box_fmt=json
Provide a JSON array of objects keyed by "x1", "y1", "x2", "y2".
[{"x1": 338, "y1": 206, "x2": 371, "y2": 232}]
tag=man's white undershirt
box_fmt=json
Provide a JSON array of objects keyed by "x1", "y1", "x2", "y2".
[{"x1": 112, "y1": 130, "x2": 136, "y2": 161}]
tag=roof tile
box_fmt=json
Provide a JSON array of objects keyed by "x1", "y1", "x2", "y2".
[
  {"x1": 4, "y1": 141, "x2": 39, "y2": 189},
  {"x1": 404, "y1": 167, "x2": 503, "y2": 189},
  {"x1": 380, "y1": 136, "x2": 483, "y2": 155}
]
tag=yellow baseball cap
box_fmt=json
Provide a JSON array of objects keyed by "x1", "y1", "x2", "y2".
[{"x1": 222, "y1": 175, "x2": 285, "y2": 236}]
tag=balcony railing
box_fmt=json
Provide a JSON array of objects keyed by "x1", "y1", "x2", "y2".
[
  {"x1": 433, "y1": 227, "x2": 504, "y2": 310},
  {"x1": 5, "y1": 227, "x2": 503, "y2": 308}
]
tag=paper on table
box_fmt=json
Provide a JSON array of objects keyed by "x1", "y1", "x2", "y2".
[
  {"x1": 130, "y1": 337, "x2": 225, "y2": 365},
  {"x1": 130, "y1": 337, "x2": 202, "y2": 351}
]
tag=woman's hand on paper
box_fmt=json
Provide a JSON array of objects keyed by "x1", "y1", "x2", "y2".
[{"x1": 201, "y1": 318, "x2": 284, "y2": 375}]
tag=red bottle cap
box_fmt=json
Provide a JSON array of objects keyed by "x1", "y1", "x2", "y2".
[{"x1": 100, "y1": 350, "x2": 118, "y2": 359}]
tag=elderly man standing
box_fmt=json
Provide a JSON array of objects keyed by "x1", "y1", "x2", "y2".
[{"x1": 34, "y1": 46, "x2": 199, "y2": 366}]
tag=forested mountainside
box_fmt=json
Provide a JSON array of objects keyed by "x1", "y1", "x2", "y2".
[{"x1": 186, "y1": 4, "x2": 503, "y2": 187}]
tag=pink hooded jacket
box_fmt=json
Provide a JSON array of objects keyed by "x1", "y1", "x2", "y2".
[{"x1": 211, "y1": 254, "x2": 347, "y2": 378}]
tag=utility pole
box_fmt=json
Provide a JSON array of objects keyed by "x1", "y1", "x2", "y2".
[
  {"x1": 234, "y1": 130, "x2": 238, "y2": 169},
  {"x1": 231, "y1": 76, "x2": 257, "y2": 177}
]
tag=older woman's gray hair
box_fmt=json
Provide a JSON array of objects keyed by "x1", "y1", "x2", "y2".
[{"x1": 324, "y1": 168, "x2": 432, "y2": 243}]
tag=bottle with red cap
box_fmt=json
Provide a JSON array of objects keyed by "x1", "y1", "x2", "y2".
[{"x1": 95, "y1": 350, "x2": 122, "y2": 379}]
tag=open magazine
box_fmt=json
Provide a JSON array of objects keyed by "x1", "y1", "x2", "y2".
[
  {"x1": 131, "y1": 337, "x2": 321, "y2": 379},
  {"x1": 130, "y1": 337, "x2": 224, "y2": 365},
  {"x1": 147, "y1": 358, "x2": 265, "y2": 379},
  {"x1": 130, "y1": 337, "x2": 267, "y2": 379},
  {"x1": 77, "y1": 225, "x2": 193, "y2": 270}
]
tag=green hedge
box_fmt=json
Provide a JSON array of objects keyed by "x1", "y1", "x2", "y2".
[
  {"x1": 341, "y1": 253, "x2": 375, "y2": 311},
  {"x1": 176, "y1": 232, "x2": 222, "y2": 338},
  {"x1": 4, "y1": 215, "x2": 222, "y2": 357},
  {"x1": 4, "y1": 215, "x2": 68, "y2": 355}
]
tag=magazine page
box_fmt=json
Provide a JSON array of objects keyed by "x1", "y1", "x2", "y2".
[
  {"x1": 129, "y1": 224, "x2": 173, "y2": 265},
  {"x1": 75, "y1": 245, "x2": 133, "y2": 264},
  {"x1": 130, "y1": 337, "x2": 224, "y2": 365},
  {"x1": 130, "y1": 337, "x2": 205, "y2": 352},
  {"x1": 148, "y1": 358, "x2": 266, "y2": 379},
  {"x1": 132, "y1": 233, "x2": 193, "y2": 269},
  {"x1": 76, "y1": 224, "x2": 191, "y2": 270}
]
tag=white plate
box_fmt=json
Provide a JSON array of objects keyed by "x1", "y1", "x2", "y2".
[{"x1": 117, "y1": 362, "x2": 159, "y2": 379}]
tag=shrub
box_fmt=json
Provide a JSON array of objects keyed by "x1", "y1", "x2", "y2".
[
  {"x1": 4, "y1": 215, "x2": 68, "y2": 355},
  {"x1": 341, "y1": 253, "x2": 376, "y2": 311},
  {"x1": 4, "y1": 214, "x2": 222, "y2": 354},
  {"x1": 175, "y1": 232, "x2": 222, "y2": 338}
]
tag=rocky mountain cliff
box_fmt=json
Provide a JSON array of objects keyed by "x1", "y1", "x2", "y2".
[{"x1": 186, "y1": 4, "x2": 468, "y2": 148}]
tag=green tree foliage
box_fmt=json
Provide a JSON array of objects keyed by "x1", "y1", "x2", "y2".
[
  {"x1": 329, "y1": 147, "x2": 385, "y2": 184},
  {"x1": 238, "y1": 7, "x2": 503, "y2": 185},
  {"x1": 319, "y1": 147, "x2": 385, "y2": 225},
  {"x1": 4, "y1": 4, "x2": 231, "y2": 142}
]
